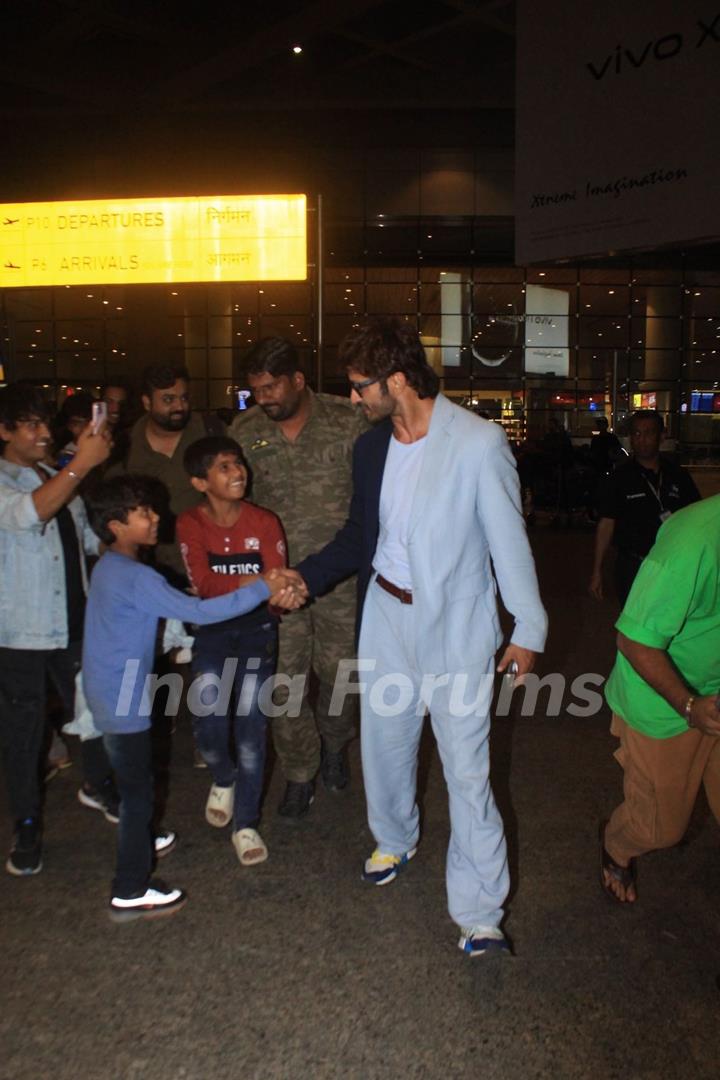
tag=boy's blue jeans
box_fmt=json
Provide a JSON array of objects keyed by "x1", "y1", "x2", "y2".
[
  {"x1": 102, "y1": 729, "x2": 153, "y2": 898},
  {"x1": 191, "y1": 621, "x2": 277, "y2": 830}
]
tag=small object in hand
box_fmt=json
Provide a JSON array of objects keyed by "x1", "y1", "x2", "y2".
[
  {"x1": 504, "y1": 661, "x2": 519, "y2": 688},
  {"x1": 91, "y1": 400, "x2": 107, "y2": 434}
]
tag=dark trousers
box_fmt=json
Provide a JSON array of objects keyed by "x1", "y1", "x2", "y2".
[
  {"x1": 102, "y1": 729, "x2": 154, "y2": 898},
  {"x1": 0, "y1": 642, "x2": 111, "y2": 822}
]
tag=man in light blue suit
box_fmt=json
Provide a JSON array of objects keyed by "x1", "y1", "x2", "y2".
[{"x1": 297, "y1": 319, "x2": 547, "y2": 958}]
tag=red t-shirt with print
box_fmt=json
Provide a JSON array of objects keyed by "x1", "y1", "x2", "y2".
[{"x1": 177, "y1": 501, "x2": 287, "y2": 630}]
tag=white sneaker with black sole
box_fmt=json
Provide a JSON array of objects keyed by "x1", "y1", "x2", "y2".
[
  {"x1": 109, "y1": 879, "x2": 187, "y2": 923},
  {"x1": 77, "y1": 783, "x2": 120, "y2": 824}
]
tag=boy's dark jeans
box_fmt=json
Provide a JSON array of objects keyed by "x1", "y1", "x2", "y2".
[
  {"x1": 191, "y1": 621, "x2": 277, "y2": 830},
  {"x1": 0, "y1": 642, "x2": 111, "y2": 822},
  {"x1": 102, "y1": 729, "x2": 154, "y2": 898}
]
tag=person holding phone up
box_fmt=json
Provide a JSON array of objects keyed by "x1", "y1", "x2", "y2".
[{"x1": 0, "y1": 383, "x2": 116, "y2": 878}]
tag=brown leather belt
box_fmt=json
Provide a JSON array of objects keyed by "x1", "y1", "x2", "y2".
[{"x1": 375, "y1": 573, "x2": 413, "y2": 605}]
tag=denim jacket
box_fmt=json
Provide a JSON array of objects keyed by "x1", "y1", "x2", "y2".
[{"x1": 0, "y1": 459, "x2": 99, "y2": 649}]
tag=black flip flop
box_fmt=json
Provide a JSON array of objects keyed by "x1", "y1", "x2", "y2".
[{"x1": 599, "y1": 820, "x2": 637, "y2": 903}]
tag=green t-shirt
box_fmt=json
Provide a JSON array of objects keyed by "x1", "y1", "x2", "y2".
[{"x1": 605, "y1": 494, "x2": 720, "y2": 738}]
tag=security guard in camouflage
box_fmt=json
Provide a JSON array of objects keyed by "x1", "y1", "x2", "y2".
[{"x1": 230, "y1": 338, "x2": 368, "y2": 820}]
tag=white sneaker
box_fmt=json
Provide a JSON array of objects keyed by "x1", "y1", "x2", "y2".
[
  {"x1": 154, "y1": 830, "x2": 177, "y2": 858},
  {"x1": 109, "y1": 880, "x2": 187, "y2": 923}
]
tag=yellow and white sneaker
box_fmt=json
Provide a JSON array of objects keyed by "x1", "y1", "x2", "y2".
[{"x1": 362, "y1": 847, "x2": 417, "y2": 886}]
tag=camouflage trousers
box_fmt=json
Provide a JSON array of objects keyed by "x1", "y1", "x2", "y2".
[{"x1": 272, "y1": 577, "x2": 358, "y2": 782}]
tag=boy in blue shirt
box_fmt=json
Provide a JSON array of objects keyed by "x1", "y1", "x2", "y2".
[{"x1": 84, "y1": 475, "x2": 302, "y2": 921}]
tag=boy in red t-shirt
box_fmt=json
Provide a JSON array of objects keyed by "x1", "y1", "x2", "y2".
[{"x1": 177, "y1": 436, "x2": 288, "y2": 867}]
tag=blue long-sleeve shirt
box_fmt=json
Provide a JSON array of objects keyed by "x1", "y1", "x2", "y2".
[{"x1": 83, "y1": 551, "x2": 270, "y2": 733}]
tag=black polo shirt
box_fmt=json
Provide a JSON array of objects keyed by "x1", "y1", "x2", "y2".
[{"x1": 596, "y1": 456, "x2": 700, "y2": 558}]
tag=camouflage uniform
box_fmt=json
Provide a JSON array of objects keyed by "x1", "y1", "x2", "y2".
[{"x1": 230, "y1": 391, "x2": 367, "y2": 782}]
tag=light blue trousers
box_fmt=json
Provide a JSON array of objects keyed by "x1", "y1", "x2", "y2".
[{"x1": 357, "y1": 580, "x2": 509, "y2": 929}]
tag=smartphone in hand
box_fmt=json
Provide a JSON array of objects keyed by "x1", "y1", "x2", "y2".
[
  {"x1": 504, "y1": 660, "x2": 519, "y2": 689},
  {"x1": 91, "y1": 400, "x2": 108, "y2": 434}
]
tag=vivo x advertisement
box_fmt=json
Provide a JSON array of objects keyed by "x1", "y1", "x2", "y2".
[{"x1": 515, "y1": 1, "x2": 720, "y2": 262}]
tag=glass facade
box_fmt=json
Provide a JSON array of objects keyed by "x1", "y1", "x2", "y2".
[{"x1": 2, "y1": 254, "x2": 719, "y2": 461}]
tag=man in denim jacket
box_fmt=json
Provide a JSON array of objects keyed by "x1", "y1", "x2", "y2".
[{"x1": 0, "y1": 384, "x2": 115, "y2": 876}]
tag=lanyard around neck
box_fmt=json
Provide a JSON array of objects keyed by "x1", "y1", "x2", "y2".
[{"x1": 641, "y1": 467, "x2": 663, "y2": 511}]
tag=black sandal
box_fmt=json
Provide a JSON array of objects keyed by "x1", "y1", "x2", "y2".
[{"x1": 599, "y1": 821, "x2": 637, "y2": 903}]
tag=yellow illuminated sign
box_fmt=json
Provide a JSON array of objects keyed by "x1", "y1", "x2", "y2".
[{"x1": 0, "y1": 194, "x2": 306, "y2": 287}]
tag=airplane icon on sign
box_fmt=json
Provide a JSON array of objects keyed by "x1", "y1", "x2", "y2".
[
  {"x1": 4, "y1": 261, "x2": 21, "y2": 269},
  {"x1": 2, "y1": 217, "x2": 19, "y2": 225}
]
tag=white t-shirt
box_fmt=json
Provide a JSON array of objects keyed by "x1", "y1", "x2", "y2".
[{"x1": 373, "y1": 435, "x2": 427, "y2": 590}]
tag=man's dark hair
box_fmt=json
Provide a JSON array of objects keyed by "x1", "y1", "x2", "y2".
[
  {"x1": 338, "y1": 318, "x2": 439, "y2": 400},
  {"x1": 87, "y1": 474, "x2": 161, "y2": 546},
  {"x1": 56, "y1": 391, "x2": 95, "y2": 424},
  {"x1": 141, "y1": 363, "x2": 190, "y2": 397},
  {"x1": 0, "y1": 383, "x2": 50, "y2": 432},
  {"x1": 100, "y1": 378, "x2": 131, "y2": 398},
  {"x1": 183, "y1": 435, "x2": 247, "y2": 479},
  {"x1": 629, "y1": 409, "x2": 664, "y2": 435},
  {"x1": 246, "y1": 337, "x2": 302, "y2": 379}
]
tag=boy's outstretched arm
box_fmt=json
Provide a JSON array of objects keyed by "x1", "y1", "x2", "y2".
[{"x1": 132, "y1": 565, "x2": 271, "y2": 625}]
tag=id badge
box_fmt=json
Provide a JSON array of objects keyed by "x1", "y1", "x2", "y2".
[{"x1": 659, "y1": 510, "x2": 671, "y2": 523}]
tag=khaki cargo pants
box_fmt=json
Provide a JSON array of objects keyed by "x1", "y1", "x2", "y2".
[
  {"x1": 605, "y1": 712, "x2": 720, "y2": 866},
  {"x1": 271, "y1": 576, "x2": 358, "y2": 782}
]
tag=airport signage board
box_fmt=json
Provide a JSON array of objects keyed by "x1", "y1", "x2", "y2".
[{"x1": 0, "y1": 194, "x2": 307, "y2": 287}]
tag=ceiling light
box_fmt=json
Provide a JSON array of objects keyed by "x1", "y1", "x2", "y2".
[{"x1": 292, "y1": 44, "x2": 302, "y2": 54}]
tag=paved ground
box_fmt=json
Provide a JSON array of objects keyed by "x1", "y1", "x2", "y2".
[{"x1": 1, "y1": 523, "x2": 719, "y2": 1080}]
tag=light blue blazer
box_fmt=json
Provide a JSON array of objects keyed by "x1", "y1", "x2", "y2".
[{"x1": 299, "y1": 393, "x2": 548, "y2": 674}]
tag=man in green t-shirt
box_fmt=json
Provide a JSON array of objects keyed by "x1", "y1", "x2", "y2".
[{"x1": 600, "y1": 494, "x2": 720, "y2": 903}]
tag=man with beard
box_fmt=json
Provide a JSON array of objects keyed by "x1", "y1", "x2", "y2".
[
  {"x1": 119, "y1": 364, "x2": 216, "y2": 585},
  {"x1": 230, "y1": 339, "x2": 367, "y2": 820},
  {"x1": 293, "y1": 319, "x2": 547, "y2": 957}
]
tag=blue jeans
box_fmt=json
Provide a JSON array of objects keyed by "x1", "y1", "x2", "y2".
[
  {"x1": 191, "y1": 621, "x2": 277, "y2": 830},
  {"x1": 102, "y1": 730, "x2": 154, "y2": 898}
]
